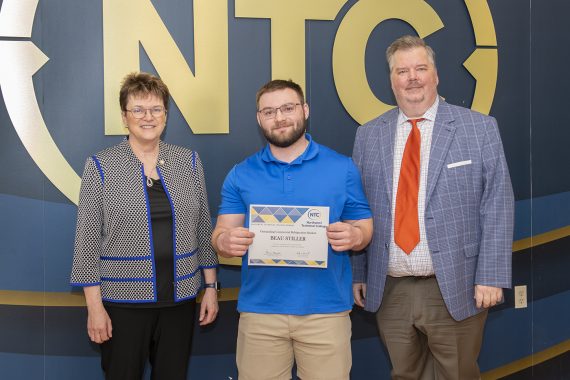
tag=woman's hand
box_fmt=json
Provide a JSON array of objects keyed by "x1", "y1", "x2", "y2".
[
  {"x1": 87, "y1": 305, "x2": 113, "y2": 343},
  {"x1": 199, "y1": 288, "x2": 219, "y2": 326},
  {"x1": 83, "y1": 285, "x2": 112, "y2": 344}
]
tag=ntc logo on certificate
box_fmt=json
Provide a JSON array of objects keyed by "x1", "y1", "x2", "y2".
[
  {"x1": 248, "y1": 205, "x2": 330, "y2": 268},
  {"x1": 307, "y1": 209, "x2": 322, "y2": 221}
]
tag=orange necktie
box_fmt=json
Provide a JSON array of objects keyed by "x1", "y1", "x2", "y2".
[{"x1": 394, "y1": 118, "x2": 423, "y2": 254}]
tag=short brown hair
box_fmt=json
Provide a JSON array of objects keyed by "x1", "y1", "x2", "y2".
[
  {"x1": 386, "y1": 35, "x2": 436, "y2": 72},
  {"x1": 119, "y1": 72, "x2": 170, "y2": 112},
  {"x1": 256, "y1": 79, "x2": 305, "y2": 109}
]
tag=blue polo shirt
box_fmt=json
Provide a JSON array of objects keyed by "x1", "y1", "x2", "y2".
[{"x1": 219, "y1": 134, "x2": 371, "y2": 315}]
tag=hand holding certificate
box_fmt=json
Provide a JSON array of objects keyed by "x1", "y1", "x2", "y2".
[{"x1": 248, "y1": 204, "x2": 330, "y2": 268}]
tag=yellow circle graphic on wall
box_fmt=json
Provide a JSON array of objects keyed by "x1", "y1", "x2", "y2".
[
  {"x1": 0, "y1": 0, "x2": 498, "y2": 205},
  {"x1": 333, "y1": 0, "x2": 498, "y2": 124}
]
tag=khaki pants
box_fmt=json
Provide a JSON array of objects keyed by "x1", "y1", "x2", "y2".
[
  {"x1": 237, "y1": 311, "x2": 352, "y2": 380},
  {"x1": 377, "y1": 276, "x2": 488, "y2": 380}
]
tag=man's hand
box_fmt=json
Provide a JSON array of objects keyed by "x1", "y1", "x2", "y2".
[
  {"x1": 212, "y1": 214, "x2": 254, "y2": 258},
  {"x1": 327, "y1": 222, "x2": 362, "y2": 251},
  {"x1": 327, "y1": 218, "x2": 373, "y2": 252},
  {"x1": 353, "y1": 283, "x2": 366, "y2": 307},
  {"x1": 474, "y1": 285, "x2": 503, "y2": 308},
  {"x1": 216, "y1": 227, "x2": 254, "y2": 257}
]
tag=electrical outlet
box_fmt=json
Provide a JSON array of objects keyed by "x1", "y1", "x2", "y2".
[{"x1": 514, "y1": 285, "x2": 527, "y2": 308}]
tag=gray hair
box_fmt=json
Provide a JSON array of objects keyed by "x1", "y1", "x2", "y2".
[{"x1": 386, "y1": 35, "x2": 436, "y2": 71}]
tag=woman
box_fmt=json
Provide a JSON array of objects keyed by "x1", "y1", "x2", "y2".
[{"x1": 71, "y1": 72, "x2": 219, "y2": 379}]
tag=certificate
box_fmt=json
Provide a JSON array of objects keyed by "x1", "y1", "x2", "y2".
[{"x1": 248, "y1": 204, "x2": 330, "y2": 268}]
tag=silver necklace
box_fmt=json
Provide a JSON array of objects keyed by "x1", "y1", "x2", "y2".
[
  {"x1": 146, "y1": 166, "x2": 157, "y2": 187},
  {"x1": 129, "y1": 142, "x2": 160, "y2": 187}
]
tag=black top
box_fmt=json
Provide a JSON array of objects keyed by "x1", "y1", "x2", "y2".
[
  {"x1": 105, "y1": 178, "x2": 177, "y2": 308},
  {"x1": 148, "y1": 178, "x2": 175, "y2": 304}
]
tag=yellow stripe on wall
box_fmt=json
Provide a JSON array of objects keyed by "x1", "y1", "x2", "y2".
[
  {"x1": 481, "y1": 339, "x2": 570, "y2": 379},
  {"x1": 0, "y1": 225, "x2": 569, "y2": 307},
  {"x1": 0, "y1": 288, "x2": 240, "y2": 307},
  {"x1": 513, "y1": 225, "x2": 570, "y2": 252}
]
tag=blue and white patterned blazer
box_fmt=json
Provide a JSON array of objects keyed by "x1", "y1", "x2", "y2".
[
  {"x1": 70, "y1": 140, "x2": 218, "y2": 303},
  {"x1": 351, "y1": 100, "x2": 514, "y2": 321}
]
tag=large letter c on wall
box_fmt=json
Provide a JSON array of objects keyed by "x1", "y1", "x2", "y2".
[{"x1": 332, "y1": 0, "x2": 444, "y2": 125}]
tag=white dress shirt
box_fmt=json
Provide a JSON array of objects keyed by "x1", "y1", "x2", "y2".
[{"x1": 388, "y1": 97, "x2": 439, "y2": 277}]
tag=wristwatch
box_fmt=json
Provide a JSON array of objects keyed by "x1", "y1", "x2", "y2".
[{"x1": 203, "y1": 282, "x2": 221, "y2": 291}]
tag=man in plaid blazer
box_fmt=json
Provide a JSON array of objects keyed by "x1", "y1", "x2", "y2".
[{"x1": 351, "y1": 35, "x2": 514, "y2": 379}]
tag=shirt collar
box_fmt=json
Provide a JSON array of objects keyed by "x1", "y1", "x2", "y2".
[{"x1": 260, "y1": 133, "x2": 319, "y2": 165}]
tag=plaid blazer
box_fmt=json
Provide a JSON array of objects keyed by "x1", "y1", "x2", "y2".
[{"x1": 351, "y1": 100, "x2": 514, "y2": 321}]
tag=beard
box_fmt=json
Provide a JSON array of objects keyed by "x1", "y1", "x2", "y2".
[{"x1": 262, "y1": 118, "x2": 307, "y2": 148}]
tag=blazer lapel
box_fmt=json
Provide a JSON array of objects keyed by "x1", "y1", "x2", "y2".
[
  {"x1": 380, "y1": 113, "x2": 398, "y2": 205},
  {"x1": 426, "y1": 100, "x2": 456, "y2": 204}
]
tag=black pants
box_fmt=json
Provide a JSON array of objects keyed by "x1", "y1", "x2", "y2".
[{"x1": 101, "y1": 301, "x2": 196, "y2": 380}]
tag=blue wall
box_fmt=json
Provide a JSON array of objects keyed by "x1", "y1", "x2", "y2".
[{"x1": 0, "y1": 0, "x2": 569, "y2": 378}]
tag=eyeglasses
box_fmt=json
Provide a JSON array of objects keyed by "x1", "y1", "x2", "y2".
[
  {"x1": 126, "y1": 106, "x2": 166, "y2": 119},
  {"x1": 258, "y1": 103, "x2": 302, "y2": 119}
]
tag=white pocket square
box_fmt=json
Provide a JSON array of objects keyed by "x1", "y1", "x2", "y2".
[{"x1": 447, "y1": 160, "x2": 472, "y2": 169}]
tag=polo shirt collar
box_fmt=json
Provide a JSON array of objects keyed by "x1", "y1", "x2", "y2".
[{"x1": 260, "y1": 133, "x2": 319, "y2": 165}]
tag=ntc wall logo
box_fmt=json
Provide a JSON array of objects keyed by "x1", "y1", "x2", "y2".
[{"x1": 0, "y1": 0, "x2": 498, "y2": 205}]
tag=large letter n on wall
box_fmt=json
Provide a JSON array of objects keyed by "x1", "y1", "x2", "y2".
[{"x1": 103, "y1": 0, "x2": 229, "y2": 135}]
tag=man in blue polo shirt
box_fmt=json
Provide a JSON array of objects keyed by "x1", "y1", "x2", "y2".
[{"x1": 212, "y1": 79, "x2": 373, "y2": 380}]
